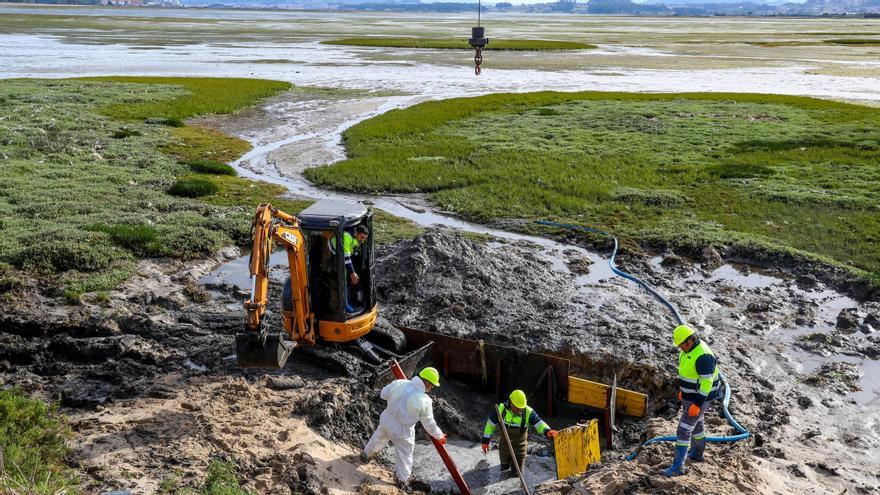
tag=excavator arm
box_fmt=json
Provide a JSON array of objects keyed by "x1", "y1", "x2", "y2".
[{"x1": 238, "y1": 203, "x2": 314, "y2": 368}]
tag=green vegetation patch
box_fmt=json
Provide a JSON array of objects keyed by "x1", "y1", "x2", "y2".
[
  {"x1": 323, "y1": 37, "x2": 596, "y2": 50},
  {"x1": 0, "y1": 390, "x2": 77, "y2": 495},
  {"x1": 0, "y1": 78, "x2": 288, "y2": 295},
  {"x1": 185, "y1": 159, "x2": 238, "y2": 176},
  {"x1": 158, "y1": 459, "x2": 251, "y2": 495},
  {"x1": 305, "y1": 91, "x2": 880, "y2": 281},
  {"x1": 87, "y1": 223, "x2": 161, "y2": 257},
  {"x1": 170, "y1": 177, "x2": 222, "y2": 198},
  {"x1": 826, "y1": 38, "x2": 880, "y2": 46},
  {"x1": 78, "y1": 76, "x2": 291, "y2": 121},
  {"x1": 164, "y1": 126, "x2": 251, "y2": 164}
]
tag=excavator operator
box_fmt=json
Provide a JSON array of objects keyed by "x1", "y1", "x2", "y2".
[{"x1": 329, "y1": 224, "x2": 369, "y2": 314}]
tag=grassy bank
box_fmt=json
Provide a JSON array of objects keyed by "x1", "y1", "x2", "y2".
[
  {"x1": 751, "y1": 39, "x2": 880, "y2": 47},
  {"x1": 304, "y1": 91, "x2": 880, "y2": 284},
  {"x1": 323, "y1": 37, "x2": 596, "y2": 50},
  {"x1": 0, "y1": 78, "x2": 420, "y2": 300},
  {"x1": 0, "y1": 390, "x2": 76, "y2": 494}
]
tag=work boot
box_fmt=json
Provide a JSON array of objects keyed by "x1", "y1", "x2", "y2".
[
  {"x1": 688, "y1": 438, "x2": 706, "y2": 462},
  {"x1": 663, "y1": 445, "x2": 689, "y2": 477}
]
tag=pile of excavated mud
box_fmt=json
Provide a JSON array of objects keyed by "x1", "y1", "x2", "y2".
[{"x1": 376, "y1": 230, "x2": 576, "y2": 349}]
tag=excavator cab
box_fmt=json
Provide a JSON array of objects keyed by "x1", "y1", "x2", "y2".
[
  {"x1": 296, "y1": 199, "x2": 377, "y2": 341},
  {"x1": 235, "y1": 199, "x2": 378, "y2": 369}
]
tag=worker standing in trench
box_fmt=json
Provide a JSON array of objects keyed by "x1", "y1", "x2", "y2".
[
  {"x1": 666, "y1": 324, "x2": 722, "y2": 476},
  {"x1": 362, "y1": 367, "x2": 447, "y2": 488},
  {"x1": 481, "y1": 390, "x2": 558, "y2": 475}
]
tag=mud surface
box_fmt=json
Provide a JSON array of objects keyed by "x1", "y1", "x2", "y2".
[
  {"x1": 2, "y1": 227, "x2": 880, "y2": 494},
  {"x1": 3, "y1": 80, "x2": 880, "y2": 493}
]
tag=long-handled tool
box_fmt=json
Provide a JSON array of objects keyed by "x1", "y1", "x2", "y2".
[
  {"x1": 390, "y1": 360, "x2": 472, "y2": 495},
  {"x1": 495, "y1": 404, "x2": 531, "y2": 495}
]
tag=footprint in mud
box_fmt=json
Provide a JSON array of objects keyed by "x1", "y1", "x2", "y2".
[{"x1": 278, "y1": 430, "x2": 290, "y2": 442}]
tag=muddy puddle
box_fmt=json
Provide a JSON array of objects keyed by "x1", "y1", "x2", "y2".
[{"x1": 411, "y1": 439, "x2": 556, "y2": 495}]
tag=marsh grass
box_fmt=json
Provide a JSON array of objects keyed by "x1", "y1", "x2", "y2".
[
  {"x1": 170, "y1": 178, "x2": 221, "y2": 198},
  {"x1": 306, "y1": 91, "x2": 880, "y2": 281},
  {"x1": 88, "y1": 223, "x2": 161, "y2": 257},
  {"x1": 185, "y1": 159, "x2": 238, "y2": 176},
  {"x1": 323, "y1": 37, "x2": 596, "y2": 50},
  {"x1": 0, "y1": 78, "x2": 289, "y2": 295},
  {"x1": 78, "y1": 77, "x2": 292, "y2": 121},
  {"x1": 826, "y1": 38, "x2": 880, "y2": 46},
  {"x1": 0, "y1": 390, "x2": 77, "y2": 495},
  {"x1": 164, "y1": 126, "x2": 251, "y2": 164}
]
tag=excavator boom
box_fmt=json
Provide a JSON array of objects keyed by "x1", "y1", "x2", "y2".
[{"x1": 237, "y1": 203, "x2": 313, "y2": 369}]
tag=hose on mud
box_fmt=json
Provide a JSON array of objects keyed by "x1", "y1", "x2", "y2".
[{"x1": 533, "y1": 220, "x2": 750, "y2": 459}]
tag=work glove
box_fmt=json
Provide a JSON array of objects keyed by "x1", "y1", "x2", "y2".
[
  {"x1": 436, "y1": 435, "x2": 447, "y2": 446},
  {"x1": 481, "y1": 442, "x2": 489, "y2": 454},
  {"x1": 687, "y1": 403, "x2": 701, "y2": 417},
  {"x1": 546, "y1": 430, "x2": 559, "y2": 440}
]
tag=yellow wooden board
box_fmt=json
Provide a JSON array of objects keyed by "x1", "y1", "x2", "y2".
[
  {"x1": 554, "y1": 419, "x2": 601, "y2": 479},
  {"x1": 567, "y1": 376, "x2": 648, "y2": 417}
]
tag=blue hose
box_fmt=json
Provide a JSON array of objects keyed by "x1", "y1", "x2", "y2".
[{"x1": 534, "y1": 220, "x2": 750, "y2": 459}]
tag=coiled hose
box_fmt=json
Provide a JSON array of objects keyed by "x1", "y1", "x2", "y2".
[{"x1": 533, "y1": 220, "x2": 750, "y2": 459}]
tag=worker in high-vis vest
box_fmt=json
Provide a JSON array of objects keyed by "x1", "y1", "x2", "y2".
[
  {"x1": 481, "y1": 390, "x2": 558, "y2": 473},
  {"x1": 328, "y1": 224, "x2": 369, "y2": 313},
  {"x1": 665, "y1": 324, "x2": 722, "y2": 477}
]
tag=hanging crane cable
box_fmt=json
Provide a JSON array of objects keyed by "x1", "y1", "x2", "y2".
[{"x1": 467, "y1": 0, "x2": 488, "y2": 75}]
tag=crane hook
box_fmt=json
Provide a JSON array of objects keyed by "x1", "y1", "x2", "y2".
[{"x1": 468, "y1": 26, "x2": 488, "y2": 76}]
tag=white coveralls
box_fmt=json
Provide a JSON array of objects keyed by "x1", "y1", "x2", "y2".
[{"x1": 363, "y1": 377, "x2": 444, "y2": 482}]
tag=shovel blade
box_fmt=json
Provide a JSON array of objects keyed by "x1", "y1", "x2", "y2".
[{"x1": 236, "y1": 332, "x2": 295, "y2": 369}]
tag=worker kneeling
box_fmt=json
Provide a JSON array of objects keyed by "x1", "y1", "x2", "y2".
[
  {"x1": 363, "y1": 367, "x2": 446, "y2": 486},
  {"x1": 481, "y1": 390, "x2": 557, "y2": 474},
  {"x1": 666, "y1": 324, "x2": 722, "y2": 477}
]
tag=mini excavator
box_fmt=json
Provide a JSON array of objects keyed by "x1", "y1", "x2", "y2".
[{"x1": 235, "y1": 199, "x2": 384, "y2": 369}]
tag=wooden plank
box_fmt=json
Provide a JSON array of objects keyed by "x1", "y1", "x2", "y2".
[
  {"x1": 554, "y1": 419, "x2": 601, "y2": 480},
  {"x1": 604, "y1": 374, "x2": 617, "y2": 449},
  {"x1": 567, "y1": 376, "x2": 647, "y2": 418}
]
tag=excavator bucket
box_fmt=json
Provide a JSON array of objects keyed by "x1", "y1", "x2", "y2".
[{"x1": 236, "y1": 332, "x2": 295, "y2": 369}]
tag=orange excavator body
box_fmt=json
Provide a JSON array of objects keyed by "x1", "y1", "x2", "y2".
[{"x1": 236, "y1": 200, "x2": 378, "y2": 369}]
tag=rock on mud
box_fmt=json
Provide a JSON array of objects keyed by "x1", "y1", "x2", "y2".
[
  {"x1": 803, "y1": 362, "x2": 862, "y2": 393},
  {"x1": 836, "y1": 308, "x2": 860, "y2": 332}
]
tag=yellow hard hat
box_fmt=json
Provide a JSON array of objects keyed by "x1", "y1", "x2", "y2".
[
  {"x1": 419, "y1": 367, "x2": 440, "y2": 387},
  {"x1": 673, "y1": 325, "x2": 695, "y2": 346},
  {"x1": 509, "y1": 389, "x2": 527, "y2": 409}
]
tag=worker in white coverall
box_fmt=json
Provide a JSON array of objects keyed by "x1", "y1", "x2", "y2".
[{"x1": 363, "y1": 367, "x2": 446, "y2": 485}]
